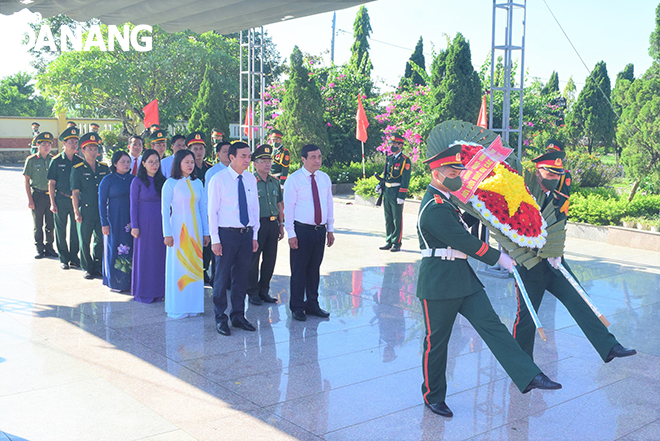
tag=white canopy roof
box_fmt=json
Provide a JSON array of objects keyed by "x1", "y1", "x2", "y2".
[{"x1": 0, "y1": 0, "x2": 373, "y2": 34}]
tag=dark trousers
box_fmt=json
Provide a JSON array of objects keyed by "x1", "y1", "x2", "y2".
[
  {"x1": 203, "y1": 243, "x2": 214, "y2": 282},
  {"x1": 213, "y1": 227, "x2": 253, "y2": 323},
  {"x1": 53, "y1": 194, "x2": 80, "y2": 265},
  {"x1": 383, "y1": 187, "x2": 403, "y2": 246},
  {"x1": 248, "y1": 218, "x2": 279, "y2": 299},
  {"x1": 289, "y1": 222, "x2": 326, "y2": 313},
  {"x1": 513, "y1": 258, "x2": 619, "y2": 361},
  {"x1": 77, "y1": 208, "x2": 103, "y2": 273},
  {"x1": 420, "y1": 290, "x2": 541, "y2": 405},
  {"x1": 32, "y1": 190, "x2": 54, "y2": 252}
]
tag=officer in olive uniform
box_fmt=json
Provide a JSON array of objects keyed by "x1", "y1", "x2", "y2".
[
  {"x1": 378, "y1": 133, "x2": 411, "y2": 252},
  {"x1": 23, "y1": 132, "x2": 57, "y2": 259},
  {"x1": 187, "y1": 131, "x2": 213, "y2": 184},
  {"x1": 544, "y1": 139, "x2": 571, "y2": 217},
  {"x1": 268, "y1": 129, "x2": 290, "y2": 186},
  {"x1": 512, "y1": 150, "x2": 636, "y2": 364},
  {"x1": 48, "y1": 126, "x2": 83, "y2": 270},
  {"x1": 417, "y1": 141, "x2": 561, "y2": 418},
  {"x1": 186, "y1": 131, "x2": 214, "y2": 284},
  {"x1": 248, "y1": 144, "x2": 284, "y2": 305},
  {"x1": 71, "y1": 133, "x2": 110, "y2": 279}
]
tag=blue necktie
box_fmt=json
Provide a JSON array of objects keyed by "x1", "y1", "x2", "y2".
[{"x1": 238, "y1": 174, "x2": 249, "y2": 227}]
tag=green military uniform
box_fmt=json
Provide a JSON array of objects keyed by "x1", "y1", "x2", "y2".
[
  {"x1": 545, "y1": 139, "x2": 572, "y2": 217},
  {"x1": 248, "y1": 144, "x2": 283, "y2": 304},
  {"x1": 417, "y1": 186, "x2": 542, "y2": 405},
  {"x1": 269, "y1": 129, "x2": 290, "y2": 186},
  {"x1": 71, "y1": 135, "x2": 109, "y2": 275},
  {"x1": 271, "y1": 145, "x2": 290, "y2": 185},
  {"x1": 513, "y1": 150, "x2": 619, "y2": 361},
  {"x1": 382, "y1": 150, "x2": 411, "y2": 249},
  {"x1": 48, "y1": 127, "x2": 83, "y2": 267},
  {"x1": 23, "y1": 133, "x2": 56, "y2": 256},
  {"x1": 195, "y1": 159, "x2": 214, "y2": 185},
  {"x1": 29, "y1": 135, "x2": 39, "y2": 155}
]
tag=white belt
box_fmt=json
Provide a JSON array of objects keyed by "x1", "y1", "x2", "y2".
[
  {"x1": 421, "y1": 247, "x2": 468, "y2": 260},
  {"x1": 385, "y1": 182, "x2": 401, "y2": 187}
]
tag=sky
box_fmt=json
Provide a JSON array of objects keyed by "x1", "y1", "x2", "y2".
[{"x1": 0, "y1": 0, "x2": 657, "y2": 94}]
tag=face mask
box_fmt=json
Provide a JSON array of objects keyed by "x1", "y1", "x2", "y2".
[
  {"x1": 538, "y1": 172, "x2": 559, "y2": 191},
  {"x1": 272, "y1": 141, "x2": 282, "y2": 148},
  {"x1": 389, "y1": 145, "x2": 400, "y2": 154},
  {"x1": 438, "y1": 170, "x2": 463, "y2": 192}
]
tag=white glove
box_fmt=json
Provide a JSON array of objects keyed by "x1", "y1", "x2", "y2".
[
  {"x1": 497, "y1": 252, "x2": 516, "y2": 273},
  {"x1": 548, "y1": 256, "x2": 561, "y2": 269},
  {"x1": 375, "y1": 184, "x2": 382, "y2": 194},
  {"x1": 397, "y1": 198, "x2": 405, "y2": 205}
]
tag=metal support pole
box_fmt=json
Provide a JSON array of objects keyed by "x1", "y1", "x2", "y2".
[{"x1": 239, "y1": 27, "x2": 266, "y2": 153}]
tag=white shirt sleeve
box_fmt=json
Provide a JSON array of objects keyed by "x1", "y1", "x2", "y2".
[
  {"x1": 248, "y1": 175, "x2": 260, "y2": 240},
  {"x1": 207, "y1": 173, "x2": 221, "y2": 244},
  {"x1": 283, "y1": 173, "x2": 297, "y2": 238},
  {"x1": 161, "y1": 179, "x2": 174, "y2": 237},
  {"x1": 325, "y1": 173, "x2": 334, "y2": 232},
  {"x1": 197, "y1": 179, "x2": 209, "y2": 236}
]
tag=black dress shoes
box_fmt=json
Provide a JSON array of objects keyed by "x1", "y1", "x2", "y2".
[
  {"x1": 260, "y1": 294, "x2": 278, "y2": 303},
  {"x1": 34, "y1": 251, "x2": 45, "y2": 259},
  {"x1": 292, "y1": 310, "x2": 307, "y2": 321},
  {"x1": 93, "y1": 270, "x2": 103, "y2": 279},
  {"x1": 379, "y1": 243, "x2": 393, "y2": 250},
  {"x1": 69, "y1": 261, "x2": 81, "y2": 269},
  {"x1": 60, "y1": 263, "x2": 70, "y2": 270},
  {"x1": 83, "y1": 271, "x2": 94, "y2": 280},
  {"x1": 605, "y1": 344, "x2": 637, "y2": 363},
  {"x1": 248, "y1": 296, "x2": 263, "y2": 306},
  {"x1": 523, "y1": 373, "x2": 562, "y2": 393},
  {"x1": 426, "y1": 402, "x2": 453, "y2": 417},
  {"x1": 305, "y1": 306, "x2": 330, "y2": 318},
  {"x1": 231, "y1": 316, "x2": 256, "y2": 331},
  {"x1": 216, "y1": 321, "x2": 231, "y2": 336},
  {"x1": 390, "y1": 245, "x2": 401, "y2": 252},
  {"x1": 44, "y1": 248, "x2": 58, "y2": 258}
]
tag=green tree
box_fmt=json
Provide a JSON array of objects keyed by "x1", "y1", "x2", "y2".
[
  {"x1": 617, "y1": 75, "x2": 660, "y2": 199},
  {"x1": 541, "y1": 71, "x2": 559, "y2": 95},
  {"x1": 431, "y1": 33, "x2": 482, "y2": 124},
  {"x1": 349, "y1": 6, "x2": 373, "y2": 76},
  {"x1": 36, "y1": 24, "x2": 239, "y2": 134},
  {"x1": 0, "y1": 72, "x2": 53, "y2": 117},
  {"x1": 649, "y1": 3, "x2": 660, "y2": 61},
  {"x1": 611, "y1": 64, "x2": 635, "y2": 160},
  {"x1": 563, "y1": 76, "x2": 577, "y2": 111},
  {"x1": 400, "y1": 36, "x2": 426, "y2": 89},
  {"x1": 566, "y1": 61, "x2": 615, "y2": 153},
  {"x1": 188, "y1": 65, "x2": 230, "y2": 157},
  {"x1": 277, "y1": 46, "x2": 329, "y2": 159}
]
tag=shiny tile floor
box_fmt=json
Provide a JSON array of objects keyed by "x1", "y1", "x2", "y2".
[{"x1": 1, "y1": 164, "x2": 659, "y2": 441}]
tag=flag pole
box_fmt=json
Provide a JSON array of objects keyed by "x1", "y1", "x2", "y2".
[{"x1": 361, "y1": 141, "x2": 365, "y2": 178}]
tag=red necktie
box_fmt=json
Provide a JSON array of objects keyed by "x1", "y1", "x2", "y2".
[
  {"x1": 311, "y1": 173, "x2": 321, "y2": 225},
  {"x1": 132, "y1": 158, "x2": 138, "y2": 175}
]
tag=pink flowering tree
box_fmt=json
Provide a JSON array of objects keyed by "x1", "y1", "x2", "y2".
[{"x1": 374, "y1": 84, "x2": 437, "y2": 166}]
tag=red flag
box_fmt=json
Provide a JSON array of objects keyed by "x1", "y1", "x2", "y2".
[
  {"x1": 355, "y1": 95, "x2": 369, "y2": 142},
  {"x1": 143, "y1": 99, "x2": 159, "y2": 130},
  {"x1": 243, "y1": 106, "x2": 252, "y2": 139},
  {"x1": 477, "y1": 94, "x2": 488, "y2": 128}
]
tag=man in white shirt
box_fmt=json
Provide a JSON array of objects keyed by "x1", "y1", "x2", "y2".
[
  {"x1": 207, "y1": 142, "x2": 260, "y2": 336},
  {"x1": 205, "y1": 141, "x2": 231, "y2": 185},
  {"x1": 128, "y1": 135, "x2": 143, "y2": 176},
  {"x1": 161, "y1": 134, "x2": 186, "y2": 179},
  {"x1": 283, "y1": 144, "x2": 335, "y2": 321}
]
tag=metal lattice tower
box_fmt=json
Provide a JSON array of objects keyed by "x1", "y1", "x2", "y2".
[
  {"x1": 489, "y1": 0, "x2": 527, "y2": 165},
  {"x1": 239, "y1": 28, "x2": 266, "y2": 151}
]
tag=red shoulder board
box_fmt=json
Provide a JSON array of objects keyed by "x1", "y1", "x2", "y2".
[{"x1": 434, "y1": 194, "x2": 443, "y2": 204}]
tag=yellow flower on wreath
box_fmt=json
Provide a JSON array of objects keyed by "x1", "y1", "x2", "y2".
[{"x1": 479, "y1": 164, "x2": 539, "y2": 217}]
